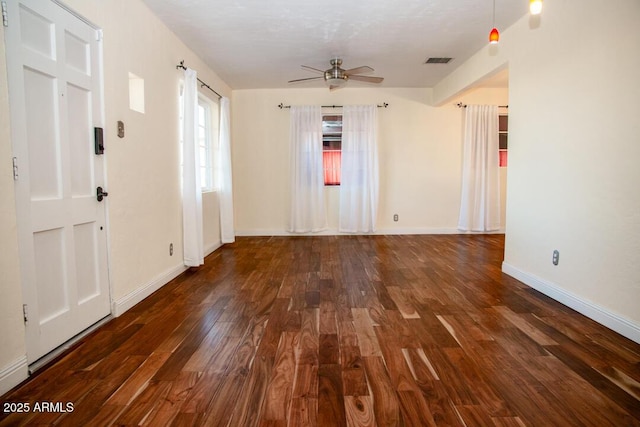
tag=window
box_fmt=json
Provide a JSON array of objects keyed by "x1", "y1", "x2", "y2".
[
  {"x1": 322, "y1": 115, "x2": 342, "y2": 185},
  {"x1": 197, "y1": 100, "x2": 213, "y2": 190},
  {"x1": 499, "y1": 114, "x2": 508, "y2": 167},
  {"x1": 179, "y1": 90, "x2": 219, "y2": 191},
  {"x1": 208, "y1": 99, "x2": 220, "y2": 190}
]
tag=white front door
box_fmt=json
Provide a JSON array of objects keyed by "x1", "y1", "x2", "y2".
[{"x1": 4, "y1": 0, "x2": 111, "y2": 363}]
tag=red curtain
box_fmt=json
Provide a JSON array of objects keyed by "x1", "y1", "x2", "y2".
[
  {"x1": 499, "y1": 150, "x2": 508, "y2": 167},
  {"x1": 323, "y1": 151, "x2": 341, "y2": 185}
]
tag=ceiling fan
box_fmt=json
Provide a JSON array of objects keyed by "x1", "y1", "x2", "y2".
[{"x1": 288, "y1": 58, "x2": 384, "y2": 90}]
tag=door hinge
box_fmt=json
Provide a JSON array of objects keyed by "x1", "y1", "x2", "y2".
[
  {"x1": 2, "y1": 2, "x2": 8, "y2": 27},
  {"x1": 23, "y1": 304, "x2": 28, "y2": 323},
  {"x1": 12, "y1": 157, "x2": 18, "y2": 180},
  {"x1": 96, "y1": 29, "x2": 103, "y2": 42}
]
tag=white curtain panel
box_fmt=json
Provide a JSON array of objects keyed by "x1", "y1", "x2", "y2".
[
  {"x1": 181, "y1": 68, "x2": 204, "y2": 266},
  {"x1": 339, "y1": 105, "x2": 379, "y2": 233},
  {"x1": 458, "y1": 104, "x2": 501, "y2": 232},
  {"x1": 288, "y1": 105, "x2": 327, "y2": 233},
  {"x1": 218, "y1": 96, "x2": 235, "y2": 243}
]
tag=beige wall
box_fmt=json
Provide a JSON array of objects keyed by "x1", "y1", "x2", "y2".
[
  {"x1": 434, "y1": 0, "x2": 640, "y2": 339},
  {"x1": 506, "y1": 0, "x2": 640, "y2": 334},
  {"x1": 232, "y1": 87, "x2": 508, "y2": 235},
  {"x1": 0, "y1": 0, "x2": 230, "y2": 392}
]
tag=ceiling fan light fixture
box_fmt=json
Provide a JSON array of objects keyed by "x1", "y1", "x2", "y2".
[
  {"x1": 324, "y1": 67, "x2": 348, "y2": 88},
  {"x1": 326, "y1": 76, "x2": 348, "y2": 88},
  {"x1": 489, "y1": 27, "x2": 500, "y2": 44},
  {"x1": 529, "y1": 0, "x2": 543, "y2": 15}
]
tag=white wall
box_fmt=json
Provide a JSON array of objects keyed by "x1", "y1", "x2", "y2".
[
  {"x1": 0, "y1": 0, "x2": 230, "y2": 393},
  {"x1": 434, "y1": 0, "x2": 640, "y2": 341},
  {"x1": 232, "y1": 87, "x2": 508, "y2": 235}
]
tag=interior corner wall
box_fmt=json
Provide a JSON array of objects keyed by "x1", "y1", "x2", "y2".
[
  {"x1": 231, "y1": 87, "x2": 508, "y2": 236},
  {"x1": 436, "y1": 0, "x2": 640, "y2": 341},
  {"x1": 0, "y1": 0, "x2": 231, "y2": 391}
]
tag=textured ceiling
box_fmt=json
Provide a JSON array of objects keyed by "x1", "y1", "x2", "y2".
[{"x1": 142, "y1": 0, "x2": 526, "y2": 89}]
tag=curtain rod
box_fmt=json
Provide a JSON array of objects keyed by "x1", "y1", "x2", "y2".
[
  {"x1": 456, "y1": 102, "x2": 508, "y2": 108},
  {"x1": 176, "y1": 60, "x2": 222, "y2": 99},
  {"x1": 278, "y1": 103, "x2": 389, "y2": 109}
]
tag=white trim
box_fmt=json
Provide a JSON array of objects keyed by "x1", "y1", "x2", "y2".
[
  {"x1": 111, "y1": 264, "x2": 188, "y2": 317},
  {"x1": 376, "y1": 227, "x2": 467, "y2": 235},
  {"x1": 50, "y1": 0, "x2": 99, "y2": 29},
  {"x1": 0, "y1": 356, "x2": 28, "y2": 395},
  {"x1": 235, "y1": 227, "x2": 505, "y2": 237},
  {"x1": 502, "y1": 262, "x2": 640, "y2": 344}
]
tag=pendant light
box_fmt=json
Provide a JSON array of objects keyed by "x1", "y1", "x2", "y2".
[
  {"x1": 489, "y1": 0, "x2": 499, "y2": 44},
  {"x1": 529, "y1": 0, "x2": 543, "y2": 15}
]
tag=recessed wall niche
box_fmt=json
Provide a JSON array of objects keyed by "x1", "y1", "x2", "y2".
[{"x1": 128, "y1": 72, "x2": 145, "y2": 113}]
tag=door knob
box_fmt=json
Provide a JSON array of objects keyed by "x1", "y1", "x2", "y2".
[{"x1": 96, "y1": 186, "x2": 109, "y2": 202}]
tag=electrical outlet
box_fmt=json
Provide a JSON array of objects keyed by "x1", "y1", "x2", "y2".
[
  {"x1": 552, "y1": 250, "x2": 559, "y2": 265},
  {"x1": 393, "y1": 214, "x2": 399, "y2": 222},
  {"x1": 170, "y1": 243, "x2": 174, "y2": 256}
]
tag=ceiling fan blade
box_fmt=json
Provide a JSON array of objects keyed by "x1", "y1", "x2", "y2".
[
  {"x1": 348, "y1": 75, "x2": 384, "y2": 84},
  {"x1": 344, "y1": 66, "x2": 373, "y2": 75},
  {"x1": 301, "y1": 65, "x2": 325, "y2": 74},
  {"x1": 288, "y1": 76, "x2": 323, "y2": 83}
]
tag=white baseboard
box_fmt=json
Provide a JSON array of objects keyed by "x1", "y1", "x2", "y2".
[
  {"x1": 502, "y1": 262, "x2": 640, "y2": 344},
  {"x1": 111, "y1": 264, "x2": 188, "y2": 317},
  {"x1": 0, "y1": 356, "x2": 28, "y2": 396},
  {"x1": 234, "y1": 227, "x2": 506, "y2": 237},
  {"x1": 375, "y1": 227, "x2": 505, "y2": 235},
  {"x1": 376, "y1": 227, "x2": 461, "y2": 235},
  {"x1": 235, "y1": 229, "x2": 338, "y2": 237}
]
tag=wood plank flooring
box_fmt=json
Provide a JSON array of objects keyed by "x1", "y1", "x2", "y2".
[{"x1": 2, "y1": 235, "x2": 640, "y2": 426}]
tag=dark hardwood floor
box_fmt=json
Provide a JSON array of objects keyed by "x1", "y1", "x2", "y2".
[{"x1": 1, "y1": 235, "x2": 639, "y2": 426}]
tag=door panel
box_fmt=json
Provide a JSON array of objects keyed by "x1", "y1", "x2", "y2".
[
  {"x1": 24, "y1": 67, "x2": 61, "y2": 200},
  {"x1": 33, "y1": 228, "x2": 68, "y2": 323},
  {"x1": 67, "y1": 83, "x2": 93, "y2": 196},
  {"x1": 6, "y1": 0, "x2": 110, "y2": 363},
  {"x1": 18, "y1": 5, "x2": 55, "y2": 59},
  {"x1": 74, "y1": 222, "x2": 100, "y2": 303},
  {"x1": 64, "y1": 31, "x2": 90, "y2": 74}
]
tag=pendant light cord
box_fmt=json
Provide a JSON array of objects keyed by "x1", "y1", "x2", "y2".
[{"x1": 492, "y1": 0, "x2": 496, "y2": 27}]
